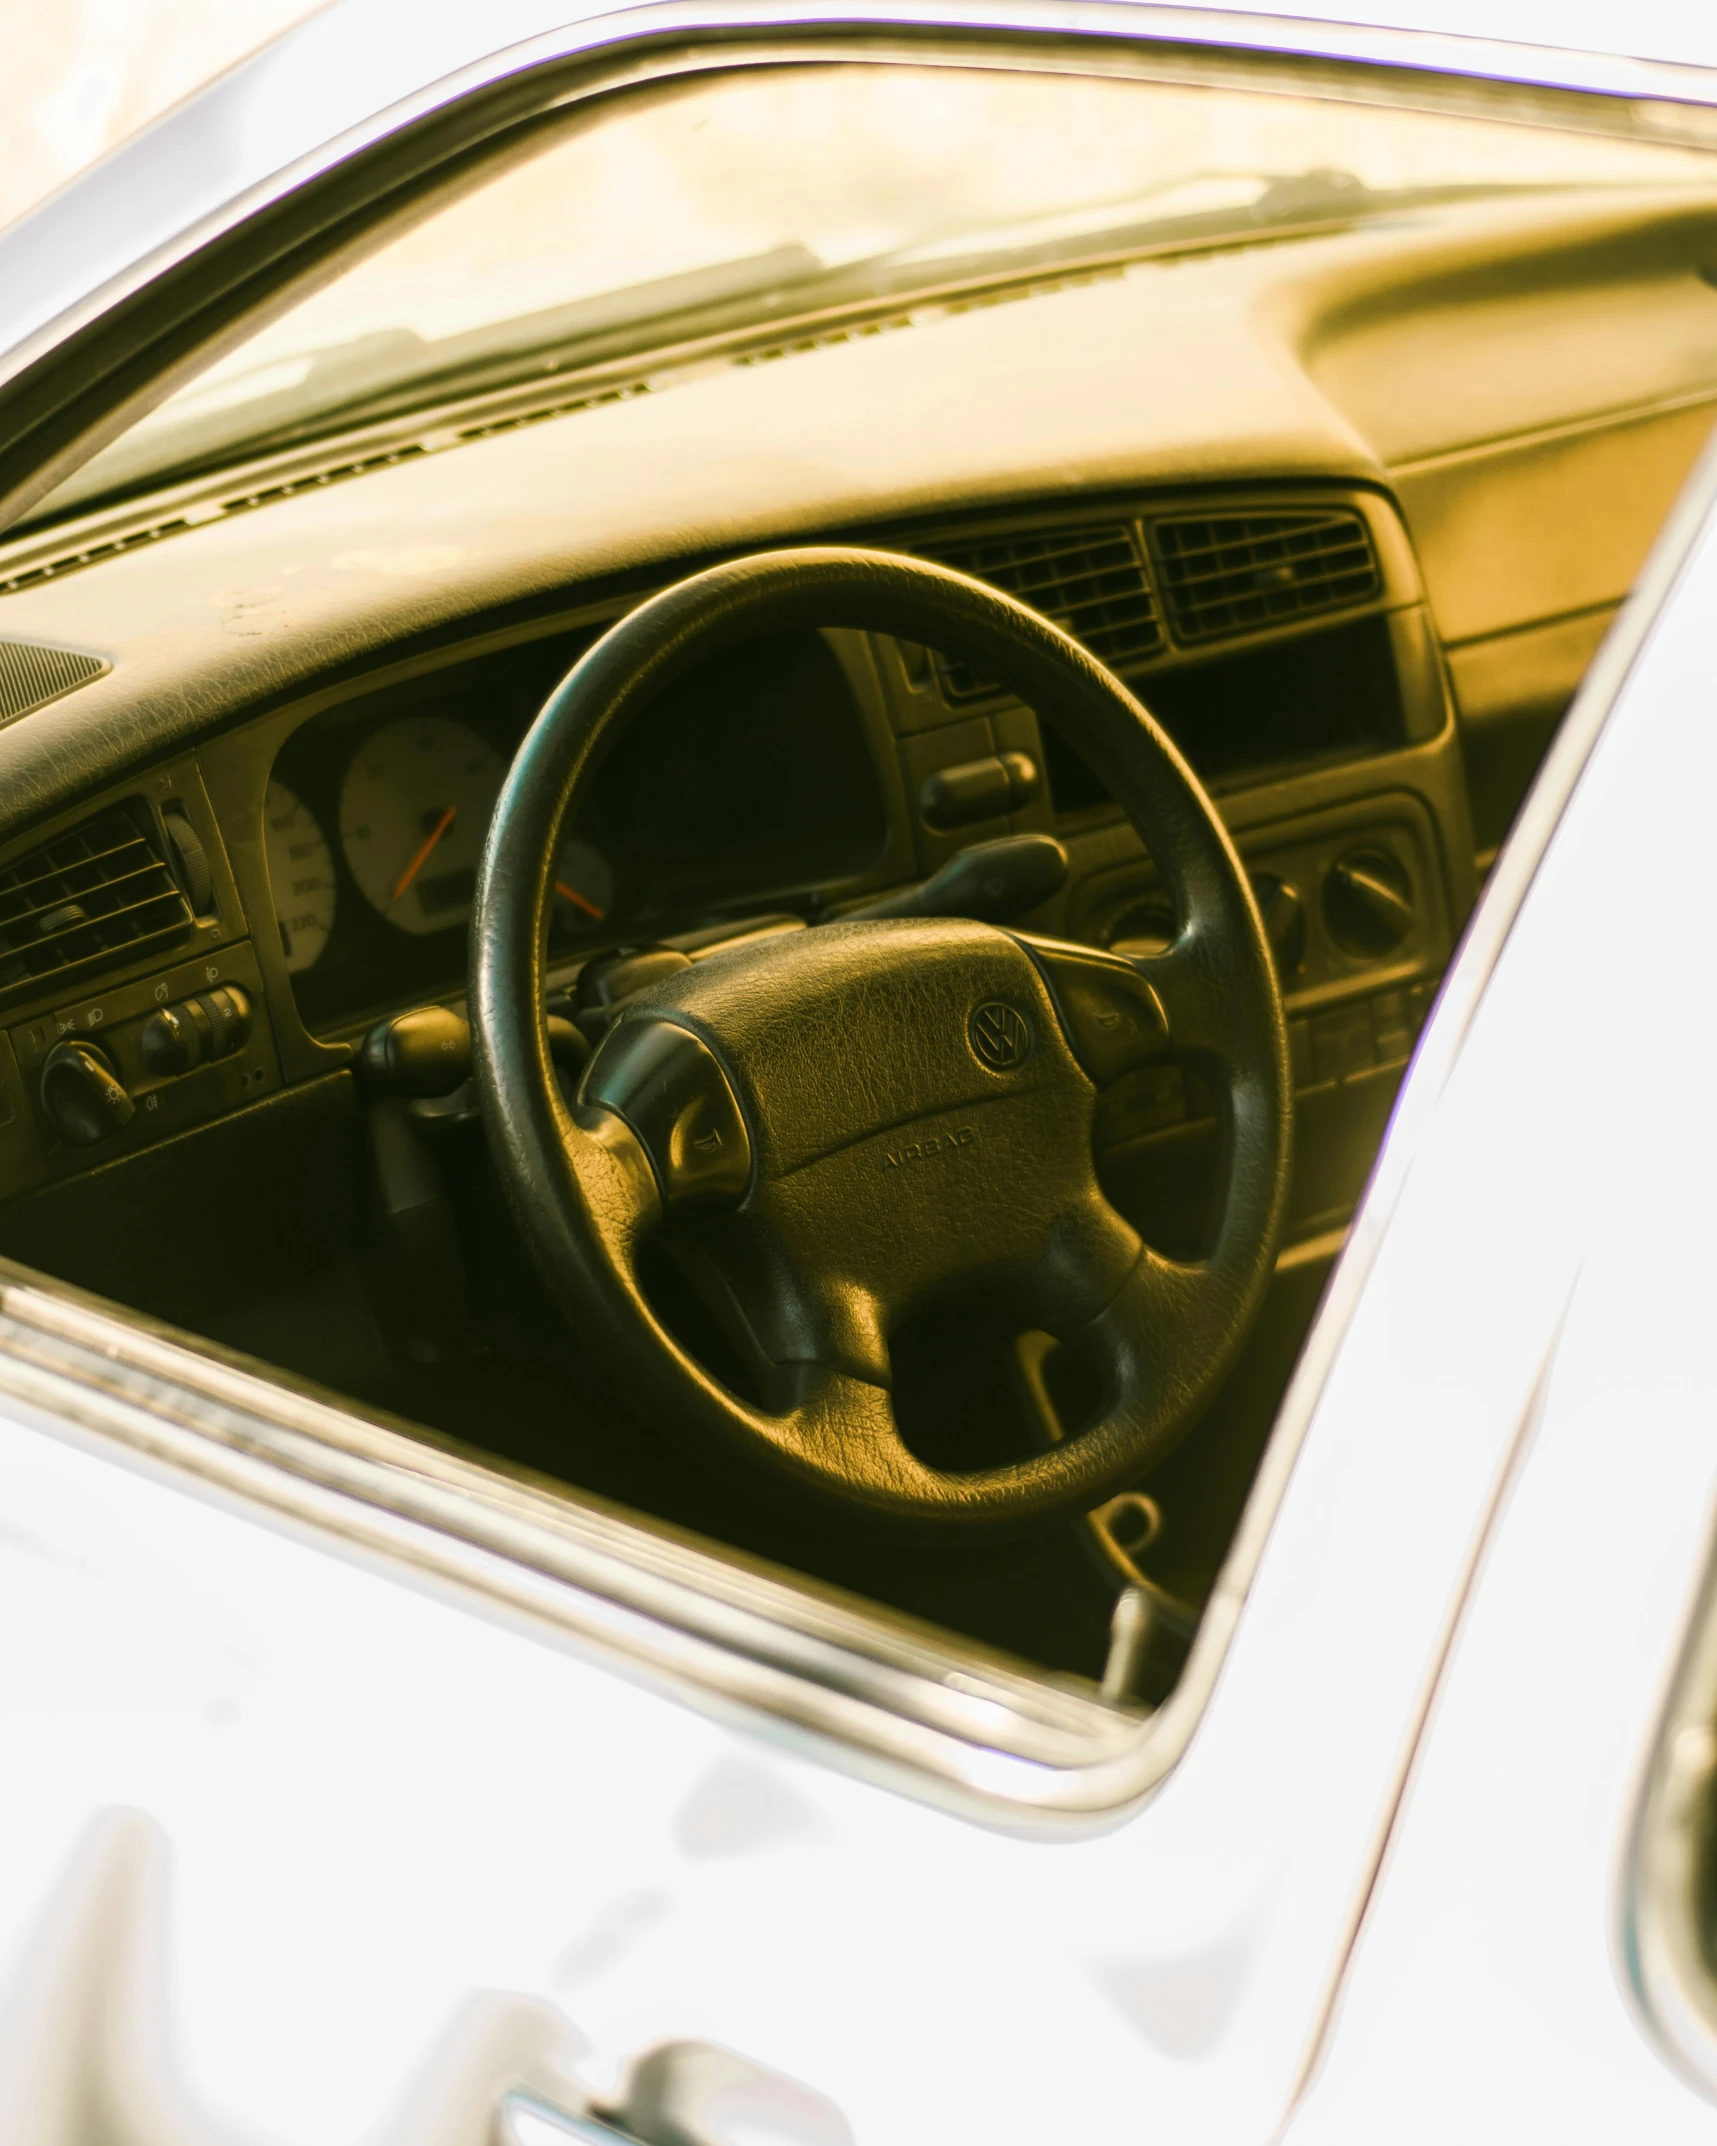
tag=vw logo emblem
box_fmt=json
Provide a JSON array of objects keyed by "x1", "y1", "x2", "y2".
[{"x1": 969, "y1": 1001, "x2": 1034, "y2": 1071}]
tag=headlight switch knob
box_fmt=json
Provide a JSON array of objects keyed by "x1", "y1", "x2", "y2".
[{"x1": 39, "y1": 1039, "x2": 135, "y2": 1147}]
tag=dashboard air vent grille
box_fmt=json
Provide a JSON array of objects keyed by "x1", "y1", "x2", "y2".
[
  {"x1": 1149, "y1": 509, "x2": 1379, "y2": 643},
  {"x1": 0, "y1": 640, "x2": 108, "y2": 725},
  {"x1": 0, "y1": 804, "x2": 193, "y2": 994},
  {"x1": 925, "y1": 526, "x2": 1162, "y2": 700}
]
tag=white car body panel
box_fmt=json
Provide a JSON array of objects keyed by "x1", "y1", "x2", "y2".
[
  {"x1": 0, "y1": 1127, "x2": 1568, "y2": 2144},
  {"x1": 1288, "y1": 472, "x2": 1717, "y2": 2142},
  {"x1": 1, "y1": 2, "x2": 1715, "y2": 2141}
]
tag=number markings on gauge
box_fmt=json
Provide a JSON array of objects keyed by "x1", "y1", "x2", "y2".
[
  {"x1": 339, "y1": 716, "x2": 505, "y2": 935},
  {"x1": 263, "y1": 779, "x2": 338, "y2": 973}
]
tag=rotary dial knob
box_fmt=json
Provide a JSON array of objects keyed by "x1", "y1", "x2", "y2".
[
  {"x1": 39, "y1": 1040, "x2": 134, "y2": 1148},
  {"x1": 1250, "y1": 872, "x2": 1308, "y2": 979},
  {"x1": 1322, "y1": 846, "x2": 1415, "y2": 959}
]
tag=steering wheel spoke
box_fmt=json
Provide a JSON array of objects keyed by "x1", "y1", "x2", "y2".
[
  {"x1": 1123, "y1": 930, "x2": 1248, "y2": 1070},
  {"x1": 581, "y1": 1017, "x2": 752, "y2": 1209},
  {"x1": 767, "y1": 1355, "x2": 897, "y2": 1456},
  {"x1": 1013, "y1": 933, "x2": 1170, "y2": 1086},
  {"x1": 557, "y1": 1102, "x2": 663, "y2": 1262}
]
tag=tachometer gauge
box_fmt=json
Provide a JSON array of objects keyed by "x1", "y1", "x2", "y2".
[
  {"x1": 263, "y1": 778, "x2": 337, "y2": 973},
  {"x1": 340, "y1": 716, "x2": 505, "y2": 935},
  {"x1": 553, "y1": 836, "x2": 616, "y2": 932}
]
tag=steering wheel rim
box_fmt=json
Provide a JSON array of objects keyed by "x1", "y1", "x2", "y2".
[{"x1": 470, "y1": 547, "x2": 1291, "y2": 1536}]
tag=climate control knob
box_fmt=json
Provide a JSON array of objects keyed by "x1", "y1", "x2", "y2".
[
  {"x1": 39, "y1": 1039, "x2": 134, "y2": 1147},
  {"x1": 1250, "y1": 873, "x2": 1307, "y2": 978},
  {"x1": 1322, "y1": 846, "x2": 1415, "y2": 959}
]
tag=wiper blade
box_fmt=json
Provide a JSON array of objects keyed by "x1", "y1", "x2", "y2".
[
  {"x1": 1248, "y1": 166, "x2": 1376, "y2": 220},
  {"x1": 396, "y1": 241, "x2": 824, "y2": 387}
]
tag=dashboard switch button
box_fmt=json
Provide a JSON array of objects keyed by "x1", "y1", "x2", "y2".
[
  {"x1": 141, "y1": 984, "x2": 253, "y2": 1075},
  {"x1": 582, "y1": 1019, "x2": 751, "y2": 1206},
  {"x1": 919, "y1": 751, "x2": 1042, "y2": 829},
  {"x1": 1309, "y1": 1001, "x2": 1375, "y2": 1083},
  {"x1": 161, "y1": 802, "x2": 217, "y2": 916},
  {"x1": 1014, "y1": 936, "x2": 1170, "y2": 1086},
  {"x1": 140, "y1": 1001, "x2": 201, "y2": 1075},
  {"x1": 198, "y1": 984, "x2": 253, "y2": 1057},
  {"x1": 40, "y1": 1040, "x2": 133, "y2": 1147}
]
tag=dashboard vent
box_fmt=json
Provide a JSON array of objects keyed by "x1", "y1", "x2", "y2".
[
  {"x1": 0, "y1": 640, "x2": 108, "y2": 725},
  {"x1": 923, "y1": 525, "x2": 1163, "y2": 700},
  {"x1": 0, "y1": 803, "x2": 193, "y2": 994},
  {"x1": 1148, "y1": 508, "x2": 1380, "y2": 643}
]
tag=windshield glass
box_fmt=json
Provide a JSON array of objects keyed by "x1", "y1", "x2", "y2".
[{"x1": 35, "y1": 64, "x2": 1717, "y2": 524}]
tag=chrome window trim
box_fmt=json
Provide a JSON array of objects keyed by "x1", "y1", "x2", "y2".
[
  {"x1": 0, "y1": 1270, "x2": 1147, "y2": 1829},
  {"x1": 1624, "y1": 1531, "x2": 1717, "y2": 2102},
  {"x1": 0, "y1": 16, "x2": 1714, "y2": 1827},
  {"x1": 1625, "y1": 1355, "x2": 1717, "y2": 2097}
]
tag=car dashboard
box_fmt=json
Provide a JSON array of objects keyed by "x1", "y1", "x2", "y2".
[{"x1": 0, "y1": 482, "x2": 1454, "y2": 1231}]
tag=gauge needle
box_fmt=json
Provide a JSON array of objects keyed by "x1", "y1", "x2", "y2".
[
  {"x1": 391, "y1": 805, "x2": 457, "y2": 902},
  {"x1": 555, "y1": 880, "x2": 606, "y2": 921}
]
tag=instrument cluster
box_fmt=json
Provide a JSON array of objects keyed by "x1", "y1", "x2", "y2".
[{"x1": 263, "y1": 625, "x2": 889, "y2": 1034}]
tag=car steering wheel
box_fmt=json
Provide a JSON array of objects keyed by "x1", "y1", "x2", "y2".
[{"x1": 470, "y1": 549, "x2": 1290, "y2": 1534}]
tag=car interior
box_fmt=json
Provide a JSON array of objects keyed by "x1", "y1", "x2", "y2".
[{"x1": 0, "y1": 50, "x2": 1710, "y2": 1709}]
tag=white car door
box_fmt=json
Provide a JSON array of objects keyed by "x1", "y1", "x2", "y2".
[
  {"x1": 1282, "y1": 425, "x2": 1717, "y2": 2145},
  {"x1": 0, "y1": 1116, "x2": 1577, "y2": 2146}
]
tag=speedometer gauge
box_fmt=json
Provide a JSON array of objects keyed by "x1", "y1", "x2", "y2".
[
  {"x1": 263, "y1": 779, "x2": 337, "y2": 973},
  {"x1": 553, "y1": 836, "x2": 616, "y2": 932},
  {"x1": 340, "y1": 716, "x2": 504, "y2": 935}
]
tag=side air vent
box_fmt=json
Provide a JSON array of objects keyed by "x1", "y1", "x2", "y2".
[
  {"x1": 0, "y1": 803, "x2": 194, "y2": 995},
  {"x1": 923, "y1": 526, "x2": 1163, "y2": 701},
  {"x1": 1148, "y1": 509, "x2": 1380, "y2": 643},
  {"x1": 0, "y1": 640, "x2": 109, "y2": 725}
]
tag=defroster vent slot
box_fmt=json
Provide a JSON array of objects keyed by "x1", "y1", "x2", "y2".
[
  {"x1": 0, "y1": 802, "x2": 194, "y2": 997},
  {"x1": 923, "y1": 525, "x2": 1162, "y2": 701},
  {"x1": 1148, "y1": 508, "x2": 1380, "y2": 643},
  {"x1": 0, "y1": 641, "x2": 108, "y2": 725}
]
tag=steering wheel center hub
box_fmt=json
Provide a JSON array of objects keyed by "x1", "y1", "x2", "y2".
[{"x1": 605, "y1": 917, "x2": 1076, "y2": 1176}]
